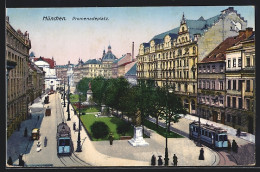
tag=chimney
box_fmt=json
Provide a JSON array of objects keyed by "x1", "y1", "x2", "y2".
[
  {"x1": 132, "y1": 42, "x2": 134, "y2": 62},
  {"x1": 245, "y1": 27, "x2": 253, "y2": 38},
  {"x1": 239, "y1": 30, "x2": 245, "y2": 37}
]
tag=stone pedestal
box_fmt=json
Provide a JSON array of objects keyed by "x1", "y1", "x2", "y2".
[
  {"x1": 82, "y1": 90, "x2": 93, "y2": 105},
  {"x1": 128, "y1": 126, "x2": 149, "y2": 147},
  {"x1": 101, "y1": 104, "x2": 106, "y2": 115},
  {"x1": 86, "y1": 90, "x2": 93, "y2": 102}
]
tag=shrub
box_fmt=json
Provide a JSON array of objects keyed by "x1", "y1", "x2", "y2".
[
  {"x1": 116, "y1": 122, "x2": 131, "y2": 136},
  {"x1": 90, "y1": 121, "x2": 109, "y2": 139}
]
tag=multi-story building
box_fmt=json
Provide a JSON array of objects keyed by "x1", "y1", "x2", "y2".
[
  {"x1": 137, "y1": 7, "x2": 247, "y2": 114},
  {"x1": 6, "y1": 17, "x2": 31, "y2": 137},
  {"x1": 27, "y1": 61, "x2": 45, "y2": 103},
  {"x1": 83, "y1": 59, "x2": 102, "y2": 78},
  {"x1": 225, "y1": 28, "x2": 255, "y2": 134},
  {"x1": 33, "y1": 56, "x2": 58, "y2": 91},
  {"x1": 101, "y1": 45, "x2": 117, "y2": 78},
  {"x1": 125, "y1": 63, "x2": 137, "y2": 85},
  {"x1": 197, "y1": 29, "x2": 250, "y2": 124},
  {"x1": 73, "y1": 59, "x2": 85, "y2": 86}
]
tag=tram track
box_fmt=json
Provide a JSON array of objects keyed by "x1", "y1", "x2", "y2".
[{"x1": 55, "y1": 92, "x2": 90, "y2": 166}]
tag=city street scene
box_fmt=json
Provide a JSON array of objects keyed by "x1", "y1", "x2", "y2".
[{"x1": 6, "y1": 6, "x2": 255, "y2": 167}]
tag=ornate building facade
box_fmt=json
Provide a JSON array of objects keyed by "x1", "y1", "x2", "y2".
[
  {"x1": 197, "y1": 29, "x2": 251, "y2": 126},
  {"x1": 137, "y1": 7, "x2": 247, "y2": 115},
  {"x1": 225, "y1": 29, "x2": 255, "y2": 134},
  {"x1": 6, "y1": 17, "x2": 31, "y2": 137}
]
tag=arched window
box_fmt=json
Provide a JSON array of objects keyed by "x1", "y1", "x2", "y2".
[
  {"x1": 191, "y1": 99, "x2": 196, "y2": 111},
  {"x1": 193, "y1": 46, "x2": 196, "y2": 54},
  {"x1": 184, "y1": 99, "x2": 189, "y2": 109}
]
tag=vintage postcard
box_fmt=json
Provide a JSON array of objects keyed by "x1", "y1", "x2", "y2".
[{"x1": 5, "y1": 2, "x2": 256, "y2": 168}]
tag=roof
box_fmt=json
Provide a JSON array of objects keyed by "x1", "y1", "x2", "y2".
[
  {"x1": 151, "y1": 14, "x2": 220, "y2": 41},
  {"x1": 34, "y1": 57, "x2": 55, "y2": 69},
  {"x1": 113, "y1": 54, "x2": 126, "y2": 64},
  {"x1": 200, "y1": 33, "x2": 247, "y2": 63},
  {"x1": 85, "y1": 59, "x2": 102, "y2": 64},
  {"x1": 125, "y1": 63, "x2": 136, "y2": 76},
  {"x1": 102, "y1": 51, "x2": 117, "y2": 62}
]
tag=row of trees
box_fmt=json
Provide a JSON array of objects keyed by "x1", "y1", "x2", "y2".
[{"x1": 77, "y1": 76, "x2": 187, "y2": 131}]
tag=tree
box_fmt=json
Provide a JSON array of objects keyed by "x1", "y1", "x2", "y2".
[
  {"x1": 116, "y1": 122, "x2": 131, "y2": 136},
  {"x1": 76, "y1": 77, "x2": 91, "y2": 96},
  {"x1": 158, "y1": 83, "x2": 187, "y2": 132},
  {"x1": 90, "y1": 121, "x2": 109, "y2": 139},
  {"x1": 91, "y1": 76, "x2": 107, "y2": 106}
]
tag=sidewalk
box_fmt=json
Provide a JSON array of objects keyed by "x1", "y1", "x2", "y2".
[
  {"x1": 7, "y1": 95, "x2": 46, "y2": 166},
  {"x1": 63, "y1": 94, "x2": 218, "y2": 166}
]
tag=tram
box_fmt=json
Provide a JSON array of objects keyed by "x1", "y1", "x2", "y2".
[
  {"x1": 189, "y1": 121, "x2": 228, "y2": 149},
  {"x1": 57, "y1": 122, "x2": 72, "y2": 155}
]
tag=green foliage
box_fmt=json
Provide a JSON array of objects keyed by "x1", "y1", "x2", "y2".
[
  {"x1": 143, "y1": 119, "x2": 183, "y2": 138},
  {"x1": 90, "y1": 121, "x2": 109, "y2": 139},
  {"x1": 116, "y1": 122, "x2": 131, "y2": 136},
  {"x1": 77, "y1": 77, "x2": 92, "y2": 95},
  {"x1": 80, "y1": 114, "x2": 134, "y2": 141},
  {"x1": 91, "y1": 76, "x2": 107, "y2": 106}
]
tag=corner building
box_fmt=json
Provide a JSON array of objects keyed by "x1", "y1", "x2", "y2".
[{"x1": 137, "y1": 7, "x2": 247, "y2": 114}]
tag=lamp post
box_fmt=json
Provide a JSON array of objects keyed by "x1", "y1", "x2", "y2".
[
  {"x1": 164, "y1": 77, "x2": 169, "y2": 166},
  {"x1": 67, "y1": 76, "x2": 71, "y2": 121},
  {"x1": 63, "y1": 79, "x2": 66, "y2": 107},
  {"x1": 76, "y1": 91, "x2": 82, "y2": 152}
]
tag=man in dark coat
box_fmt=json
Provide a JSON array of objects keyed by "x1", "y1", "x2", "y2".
[
  {"x1": 199, "y1": 148, "x2": 204, "y2": 160},
  {"x1": 173, "y1": 154, "x2": 178, "y2": 166}
]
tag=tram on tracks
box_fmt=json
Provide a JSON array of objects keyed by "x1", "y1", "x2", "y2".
[
  {"x1": 57, "y1": 122, "x2": 72, "y2": 155},
  {"x1": 189, "y1": 121, "x2": 228, "y2": 149}
]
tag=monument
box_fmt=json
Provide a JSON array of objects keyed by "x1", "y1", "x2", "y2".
[
  {"x1": 82, "y1": 82, "x2": 95, "y2": 105},
  {"x1": 128, "y1": 110, "x2": 149, "y2": 146}
]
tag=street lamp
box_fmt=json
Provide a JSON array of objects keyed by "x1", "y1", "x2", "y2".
[
  {"x1": 164, "y1": 77, "x2": 169, "y2": 166},
  {"x1": 67, "y1": 76, "x2": 71, "y2": 121},
  {"x1": 63, "y1": 79, "x2": 66, "y2": 107},
  {"x1": 76, "y1": 91, "x2": 82, "y2": 152}
]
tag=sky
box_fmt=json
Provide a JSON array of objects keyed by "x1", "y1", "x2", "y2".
[{"x1": 6, "y1": 6, "x2": 255, "y2": 65}]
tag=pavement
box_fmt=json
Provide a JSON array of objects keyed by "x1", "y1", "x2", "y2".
[{"x1": 6, "y1": 91, "x2": 255, "y2": 167}]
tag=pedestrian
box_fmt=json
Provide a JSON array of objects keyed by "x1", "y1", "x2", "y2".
[
  {"x1": 232, "y1": 140, "x2": 238, "y2": 153},
  {"x1": 44, "y1": 136, "x2": 48, "y2": 147},
  {"x1": 173, "y1": 154, "x2": 178, "y2": 166},
  {"x1": 158, "y1": 155, "x2": 163, "y2": 166},
  {"x1": 199, "y1": 148, "x2": 204, "y2": 160},
  {"x1": 151, "y1": 155, "x2": 156, "y2": 166},
  {"x1": 73, "y1": 122, "x2": 76, "y2": 130},
  {"x1": 109, "y1": 133, "x2": 114, "y2": 145},
  {"x1": 7, "y1": 156, "x2": 13, "y2": 165},
  {"x1": 236, "y1": 128, "x2": 241, "y2": 137},
  {"x1": 24, "y1": 127, "x2": 27, "y2": 137},
  {"x1": 18, "y1": 154, "x2": 24, "y2": 166}
]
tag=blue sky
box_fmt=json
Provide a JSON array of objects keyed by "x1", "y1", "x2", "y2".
[{"x1": 6, "y1": 6, "x2": 255, "y2": 65}]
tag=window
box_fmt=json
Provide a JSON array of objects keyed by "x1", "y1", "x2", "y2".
[
  {"x1": 238, "y1": 98, "x2": 242, "y2": 109},
  {"x1": 220, "y1": 81, "x2": 224, "y2": 90},
  {"x1": 228, "y1": 59, "x2": 231, "y2": 68},
  {"x1": 233, "y1": 80, "x2": 236, "y2": 90},
  {"x1": 202, "y1": 81, "x2": 205, "y2": 89},
  {"x1": 246, "y1": 80, "x2": 250, "y2": 92},
  {"x1": 246, "y1": 56, "x2": 250, "y2": 67},
  {"x1": 227, "y1": 96, "x2": 231, "y2": 107},
  {"x1": 212, "y1": 65, "x2": 215, "y2": 73},
  {"x1": 238, "y1": 58, "x2": 242, "y2": 67},
  {"x1": 203, "y1": 66, "x2": 206, "y2": 72},
  {"x1": 193, "y1": 47, "x2": 196, "y2": 54},
  {"x1": 199, "y1": 66, "x2": 202, "y2": 73},
  {"x1": 193, "y1": 85, "x2": 196, "y2": 93},
  {"x1": 180, "y1": 60, "x2": 182, "y2": 67},
  {"x1": 246, "y1": 99, "x2": 250, "y2": 110},
  {"x1": 183, "y1": 60, "x2": 186, "y2": 67},
  {"x1": 185, "y1": 84, "x2": 188, "y2": 92},
  {"x1": 220, "y1": 64, "x2": 224, "y2": 72},
  {"x1": 228, "y1": 80, "x2": 231, "y2": 90},
  {"x1": 199, "y1": 81, "x2": 202, "y2": 88},
  {"x1": 238, "y1": 80, "x2": 243, "y2": 91},
  {"x1": 207, "y1": 81, "x2": 210, "y2": 89},
  {"x1": 180, "y1": 71, "x2": 182, "y2": 78},
  {"x1": 207, "y1": 65, "x2": 210, "y2": 72},
  {"x1": 212, "y1": 81, "x2": 215, "y2": 89},
  {"x1": 178, "y1": 83, "x2": 181, "y2": 91},
  {"x1": 233, "y1": 58, "x2": 236, "y2": 67},
  {"x1": 232, "y1": 97, "x2": 236, "y2": 108},
  {"x1": 206, "y1": 98, "x2": 209, "y2": 104}
]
